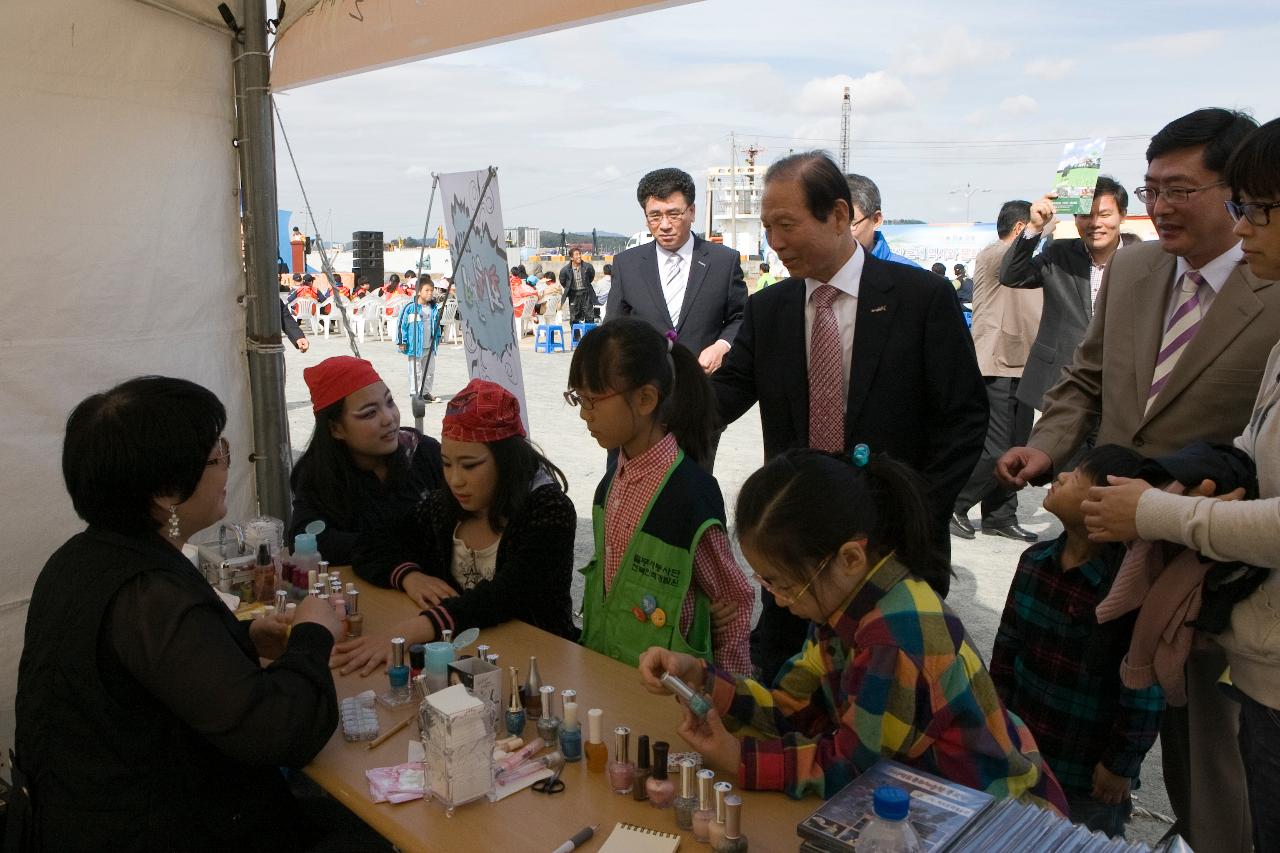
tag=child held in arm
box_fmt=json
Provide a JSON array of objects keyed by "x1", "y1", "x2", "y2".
[
  {"x1": 568, "y1": 318, "x2": 753, "y2": 674},
  {"x1": 991, "y1": 445, "x2": 1165, "y2": 838},
  {"x1": 638, "y1": 448, "x2": 1068, "y2": 811}
]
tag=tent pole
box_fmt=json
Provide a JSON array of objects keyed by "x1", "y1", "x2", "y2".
[{"x1": 236, "y1": 0, "x2": 293, "y2": 525}]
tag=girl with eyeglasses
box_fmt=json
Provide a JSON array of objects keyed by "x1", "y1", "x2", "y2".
[
  {"x1": 568, "y1": 317, "x2": 754, "y2": 674},
  {"x1": 637, "y1": 448, "x2": 1068, "y2": 811}
]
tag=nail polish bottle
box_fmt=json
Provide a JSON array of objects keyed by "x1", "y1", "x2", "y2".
[
  {"x1": 522, "y1": 656, "x2": 543, "y2": 720},
  {"x1": 345, "y1": 588, "x2": 362, "y2": 638},
  {"x1": 386, "y1": 637, "x2": 411, "y2": 702},
  {"x1": 692, "y1": 769, "x2": 716, "y2": 842},
  {"x1": 708, "y1": 782, "x2": 732, "y2": 847},
  {"x1": 585, "y1": 708, "x2": 608, "y2": 771},
  {"x1": 632, "y1": 735, "x2": 651, "y2": 801},
  {"x1": 674, "y1": 759, "x2": 698, "y2": 829},
  {"x1": 505, "y1": 666, "x2": 526, "y2": 736},
  {"x1": 559, "y1": 700, "x2": 583, "y2": 762},
  {"x1": 476, "y1": 643, "x2": 490, "y2": 663},
  {"x1": 409, "y1": 643, "x2": 425, "y2": 681},
  {"x1": 646, "y1": 741, "x2": 676, "y2": 808},
  {"x1": 608, "y1": 726, "x2": 635, "y2": 794},
  {"x1": 712, "y1": 795, "x2": 747, "y2": 852},
  {"x1": 536, "y1": 685, "x2": 561, "y2": 746}
]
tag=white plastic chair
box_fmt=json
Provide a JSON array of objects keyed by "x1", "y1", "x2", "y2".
[
  {"x1": 518, "y1": 296, "x2": 538, "y2": 337},
  {"x1": 440, "y1": 299, "x2": 460, "y2": 346},
  {"x1": 313, "y1": 298, "x2": 336, "y2": 338},
  {"x1": 541, "y1": 294, "x2": 562, "y2": 329},
  {"x1": 383, "y1": 297, "x2": 409, "y2": 342},
  {"x1": 342, "y1": 296, "x2": 370, "y2": 344},
  {"x1": 291, "y1": 297, "x2": 321, "y2": 335}
]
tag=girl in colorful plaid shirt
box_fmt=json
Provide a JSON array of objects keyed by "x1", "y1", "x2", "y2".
[{"x1": 639, "y1": 448, "x2": 1068, "y2": 812}]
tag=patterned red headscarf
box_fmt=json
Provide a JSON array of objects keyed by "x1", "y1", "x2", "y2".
[{"x1": 442, "y1": 379, "x2": 526, "y2": 442}]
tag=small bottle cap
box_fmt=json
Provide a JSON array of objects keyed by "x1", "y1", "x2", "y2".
[
  {"x1": 725, "y1": 795, "x2": 742, "y2": 839},
  {"x1": 486, "y1": 653, "x2": 500, "y2": 666},
  {"x1": 317, "y1": 593, "x2": 329, "y2": 604},
  {"x1": 587, "y1": 708, "x2": 604, "y2": 743},
  {"x1": 476, "y1": 644, "x2": 490, "y2": 660},
  {"x1": 442, "y1": 628, "x2": 453, "y2": 644},
  {"x1": 409, "y1": 644, "x2": 426, "y2": 670},
  {"x1": 508, "y1": 667, "x2": 523, "y2": 712},
  {"x1": 651, "y1": 741, "x2": 670, "y2": 781},
  {"x1": 714, "y1": 781, "x2": 732, "y2": 822},
  {"x1": 263, "y1": 605, "x2": 276, "y2": 618},
  {"x1": 274, "y1": 589, "x2": 287, "y2": 610},
  {"x1": 390, "y1": 637, "x2": 406, "y2": 668},
  {"x1": 317, "y1": 572, "x2": 330, "y2": 588},
  {"x1": 697, "y1": 769, "x2": 715, "y2": 809},
  {"x1": 613, "y1": 726, "x2": 631, "y2": 764},
  {"x1": 564, "y1": 701, "x2": 579, "y2": 728},
  {"x1": 345, "y1": 582, "x2": 356, "y2": 595},
  {"x1": 560, "y1": 688, "x2": 577, "y2": 717},
  {"x1": 329, "y1": 568, "x2": 340, "y2": 583},
  {"x1": 307, "y1": 569, "x2": 318, "y2": 587},
  {"x1": 872, "y1": 786, "x2": 910, "y2": 821},
  {"x1": 636, "y1": 734, "x2": 651, "y2": 770},
  {"x1": 679, "y1": 759, "x2": 696, "y2": 798},
  {"x1": 318, "y1": 560, "x2": 329, "y2": 573},
  {"x1": 540, "y1": 684, "x2": 556, "y2": 717},
  {"x1": 284, "y1": 602, "x2": 297, "y2": 615},
  {"x1": 347, "y1": 588, "x2": 360, "y2": 615}
]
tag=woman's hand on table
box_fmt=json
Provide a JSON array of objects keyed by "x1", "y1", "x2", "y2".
[
  {"x1": 294, "y1": 594, "x2": 343, "y2": 643},
  {"x1": 401, "y1": 571, "x2": 459, "y2": 609},
  {"x1": 249, "y1": 612, "x2": 291, "y2": 660},
  {"x1": 638, "y1": 647, "x2": 705, "y2": 695},
  {"x1": 676, "y1": 704, "x2": 741, "y2": 775},
  {"x1": 331, "y1": 615, "x2": 434, "y2": 677}
]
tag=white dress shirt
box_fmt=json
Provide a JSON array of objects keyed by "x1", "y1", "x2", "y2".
[
  {"x1": 1166, "y1": 242, "x2": 1244, "y2": 328},
  {"x1": 804, "y1": 243, "x2": 865, "y2": 408},
  {"x1": 656, "y1": 235, "x2": 695, "y2": 326}
]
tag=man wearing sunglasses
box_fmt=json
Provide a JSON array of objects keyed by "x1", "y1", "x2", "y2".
[{"x1": 997, "y1": 107, "x2": 1280, "y2": 853}]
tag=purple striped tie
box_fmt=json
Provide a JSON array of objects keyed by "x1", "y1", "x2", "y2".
[{"x1": 1147, "y1": 270, "x2": 1205, "y2": 410}]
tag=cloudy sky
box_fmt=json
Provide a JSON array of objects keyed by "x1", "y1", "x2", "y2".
[{"x1": 272, "y1": 0, "x2": 1280, "y2": 242}]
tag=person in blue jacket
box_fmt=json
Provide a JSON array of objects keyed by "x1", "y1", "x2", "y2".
[
  {"x1": 845, "y1": 172, "x2": 920, "y2": 268},
  {"x1": 398, "y1": 278, "x2": 443, "y2": 402}
]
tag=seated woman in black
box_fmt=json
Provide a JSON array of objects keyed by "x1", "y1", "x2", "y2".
[
  {"x1": 335, "y1": 378, "x2": 576, "y2": 675},
  {"x1": 14, "y1": 376, "x2": 341, "y2": 852},
  {"x1": 289, "y1": 355, "x2": 443, "y2": 564}
]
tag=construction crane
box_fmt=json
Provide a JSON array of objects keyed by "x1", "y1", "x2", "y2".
[{"x1": 840, "y1": 86, "x2": 851, "y2": 172}]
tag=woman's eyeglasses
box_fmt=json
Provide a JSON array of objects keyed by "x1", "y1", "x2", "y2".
[
  {"x1": 563, "y1": 389, "x2": 623, "y2": 411},
  {"x1": 753, "y1": 552, "x2": 836, "y2": 607},
  {"x1": 206, "y1": 436, "x2": 231, "y2": 470}
]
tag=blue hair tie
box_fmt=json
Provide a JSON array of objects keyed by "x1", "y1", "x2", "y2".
[{"x1": 850, "y1": 443, "x2": 870, "y2": 467}]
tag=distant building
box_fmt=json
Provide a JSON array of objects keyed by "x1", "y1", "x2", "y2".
[
  {"x1": 705, "y1": 164, "x2": 763, "y2": 258},
  {"x1": 504, "y1": 226, "x2": 540, "y2": 251}
]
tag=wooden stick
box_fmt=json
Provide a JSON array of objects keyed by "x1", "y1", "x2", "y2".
[{"x1": 367, "y1": 715, "x2": 413, "y2": 750}]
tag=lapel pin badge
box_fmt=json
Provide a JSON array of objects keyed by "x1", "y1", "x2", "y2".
[{"x1": 870, "y1": 304, "x2": 888, "y2": 313}]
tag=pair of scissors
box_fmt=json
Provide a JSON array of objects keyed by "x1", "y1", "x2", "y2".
[{"x1": 532, "y1": 752, "x2": 566, "y2": 794}]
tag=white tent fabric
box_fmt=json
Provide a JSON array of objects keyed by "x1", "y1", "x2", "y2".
[{"x1": 0, "y1": 0, "x2": 255, "y2": 758}]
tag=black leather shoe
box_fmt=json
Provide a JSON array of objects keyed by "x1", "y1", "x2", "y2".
[
  {"x1": 981, "y1": 522, "x2": 1038, "y2": 542},
  {"x1": 949, "y1": 513, "x2": 976, "y2": 539}
]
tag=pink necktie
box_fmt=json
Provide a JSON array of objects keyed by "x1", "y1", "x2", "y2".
[
  {"x1": 1147, "y1": 270, "x2": 1205, "y2": 411},
  {"x1": 808, "y1": 285, "x2": 844, "y2": 452}
]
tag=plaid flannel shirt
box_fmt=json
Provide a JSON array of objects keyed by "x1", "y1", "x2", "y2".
[
  {"x1": 989, "y1": 536, "x2": 1165, "y2": 794},
  {"x1": 704, "y1": 555, "x2": 1068, "y2": 812}
]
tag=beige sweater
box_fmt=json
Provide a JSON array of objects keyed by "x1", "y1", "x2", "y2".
[{"x1": 1137, "y1": 340, "x2": 1280, "y2": 708}]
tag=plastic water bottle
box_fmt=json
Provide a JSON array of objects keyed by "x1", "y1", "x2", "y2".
[{"x1": 856, "y1": 786, "x2": 923, "y2": 852}]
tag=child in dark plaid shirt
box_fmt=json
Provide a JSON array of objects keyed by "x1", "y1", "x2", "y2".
[{"x1": 991, "y1": 445, "x2": 1166, "y2": 838}]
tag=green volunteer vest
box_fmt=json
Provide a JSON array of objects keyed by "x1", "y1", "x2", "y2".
[{"x1": 579, "y1": 448, "x2": 723, "y2": 667}]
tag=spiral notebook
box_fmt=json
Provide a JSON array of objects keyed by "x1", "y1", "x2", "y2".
[{"x1": 597, "y1": 821, "x2": 681, "y2": 853}]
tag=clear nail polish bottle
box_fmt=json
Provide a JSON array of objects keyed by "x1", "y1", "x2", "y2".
[
  {"x1": 607, "y1": 726, "x2": 635, "y2": 795},
  {"x1": 692, "y1": 769, "x2": 716, "y2": 842},
  {"x1": 708, "y1": 781, "x2": 732, "y2": 847},
  {"x1": 645, "y1": 741, "x2": 676, "y2": 808},
  {"x1": 632, "y1": 735, "x2": 651, "y2": 801},
  {"x1": 536, "y1": 685, "x2": 561, "y2": 746},
  {"x1": 712, "y1": 795, "x2": 747, "y2": 852},
  {"x1": 674, "y1": 759, "x2": 698, "y2": 829}
]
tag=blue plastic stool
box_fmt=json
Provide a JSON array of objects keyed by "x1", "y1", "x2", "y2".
[
  {"x1": 535, "y1": 324, "x2": 566, "y2": 353},
  {"x1": 571, "y1": 322, "x2": 598, "y2": 349}
]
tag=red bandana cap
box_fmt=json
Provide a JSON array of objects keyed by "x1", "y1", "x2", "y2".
[
  {"x1": 442, "y1": 379, "x2": 526, "y2": 443},
  {"x1": 303, "y1": 356, "x2": 383, "y2": 413}
]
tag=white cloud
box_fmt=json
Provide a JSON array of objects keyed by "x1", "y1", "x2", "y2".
[
  {"x1": 1024, "y1": 58, "x2": 1075, "y2": 80},
  {"x1": 796, "y1": 72, "x2": 914, "y2": 116},
  {"x1": 894, "y1": 25, "x2": 1011, "y2": 76},
  {"x1": 999, "y1": 95, "x2": 1038, "y2": 115},
  {"x1": 1118, "y1": 29, "x2": 1227, "y2": 56}
]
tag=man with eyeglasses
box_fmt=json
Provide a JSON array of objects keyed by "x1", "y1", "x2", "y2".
[
  {"x1": 606, "y1": 168, "x2": 747, "y2": 376},
  {"x1": 846, "y1": 172, "x2": 919, "y2": 268},
  {"x1": 997, "y1": 107, "x2": 1279, "y2": 853}
]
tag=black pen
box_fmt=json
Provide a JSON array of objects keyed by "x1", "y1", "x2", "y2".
[{"x1": 550, "y1": 823, "x2": 598, "y2": 853}]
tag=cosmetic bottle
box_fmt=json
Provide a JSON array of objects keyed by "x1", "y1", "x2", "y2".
[
  {"x1": 253, "y1": 543, "x2": 277, "y2": 602},
  {"x1": 712, "y1": 795, "x2": 747, "y2": 852},
  {"x1": 646, "y1": 741, "x2": 676, "y2": 808},
  {"x1": 334, "y1": 599, "x2": 349, "y2": 638},
  {"x1": 559, "y1": 700, "x2": 583, "y2": 762},
  {"x1": 345, "y1": 588, "x2": 362, "y2": 638},
  {"x1": 522, "y1": 656, "x2": 543, "y2": 719},
  {"x1": 608, "y1": 726, "x2": 635, "y2": 795},
  {"x1": 476, "y1": 644, "x2": 490, "y2": 663},
  {"x1": 292, "y1": 534, "x2": 321, "y2": 597},
  {"x1": 409, "y1": 644, "x2": 426, "y2": 680},
  {"x1": 306, "y1": 568, "x2": 318, "y2": 591},
  {"x1": 708, "y1": 781, "x2": 732, "y2": 846},
  {"x1": 273, "y1": 588, "x2": 288, "y2": 614},
  {"x1": 585, "y1": 708, "x2": 608, "y2": 771},
  {"x1": 441, "y1": 628, "x2": 453, "y2": 645},
  {"x1": 661, "y1": 671, "x2": 712, "y2": 717},
  {"x1": 692, "y1": 770, "x2": 716, "y2": 842},
  {"x1": 632, "y1": 735, "x2": 651, "y2": 801},
  {"x1": 674, "y1": 759, "x2": 698, "y2": 828},
  {"x1": 486, "y1": 653, "x2": 499, "y2": 669},
  {"x1": 317, "y1": 570, "x2": 330, "y2": 590},
  {"x1": 536, "y1": 685, "x2": 561, "y2": 746},
  {"x1": 505, "y1": 667, "x2": 526, "y2": 736},
  {"x1": 329, "y1": 567, "x2": 341, "y2": 585},
  {"x1": 385, "y1": 637, "x2": 411, "y2": 703}
]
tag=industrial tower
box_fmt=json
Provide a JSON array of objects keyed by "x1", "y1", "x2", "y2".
[{"x1": 840, "y1": 86, "x2": 851, "y2": 172}]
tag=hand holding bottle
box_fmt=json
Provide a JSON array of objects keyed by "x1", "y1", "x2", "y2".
[
  {"x1": 637, "y1": 647, "x2": 704, "y2": 695},
  {"x1": 675, "y1": 704, "x2": 741, "y2": 775}
]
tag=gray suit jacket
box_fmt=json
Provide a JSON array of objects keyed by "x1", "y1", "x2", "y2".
[
  {"x1": 1028, "y1": 240, "x2": 1280, "y2": 472},
  {"x1": 605, "y1": 236, "x2": 747, "y2": 357}
]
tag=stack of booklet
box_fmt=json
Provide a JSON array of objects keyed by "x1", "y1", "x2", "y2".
[
  {"x1": 423, "y1": 683, "x2": 494, "y2": 809},
  {"x1": 797, "y1": 759, "x2": 1191, "y2": 853}
]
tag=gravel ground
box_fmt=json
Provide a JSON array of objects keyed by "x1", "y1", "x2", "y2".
[{"x1": 284, "y1": 322, "x2": 1174, "y2": 845}]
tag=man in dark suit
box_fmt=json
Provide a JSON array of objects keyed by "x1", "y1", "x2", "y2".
[
  {"x1": 713, "y1": 151, "x2": 987, "y2": 684},
  {"x1": 606, "y1": 168, "x2": 747, "y2": 370},
  {"x1": 559, "y1": 248, "x2": 596, "y2": 324},
  {"x1": 999, "y1": 175, "x2": 1132, "y2": 411}
]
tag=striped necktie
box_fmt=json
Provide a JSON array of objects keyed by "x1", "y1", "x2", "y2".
[
  {"x1": 664, "y1": 253, "x2": 685, "y2": 326},
  {"x1": 808, "y1": 285, "x2": 844, "y2": 452},
  {"x1": 1147, "y1": 269, "x2": 1206, "y2": 412}
]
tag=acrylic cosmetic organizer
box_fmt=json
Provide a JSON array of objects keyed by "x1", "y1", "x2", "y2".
[{"x1": 422, "y1": 684, "x2": 495, "y2": 814}]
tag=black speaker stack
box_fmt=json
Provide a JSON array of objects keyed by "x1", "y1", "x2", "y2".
[{"x1": 351, "y1": 231, "x2": 384, "y2": 287}]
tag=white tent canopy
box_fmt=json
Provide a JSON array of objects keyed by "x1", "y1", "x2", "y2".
[{"x1": 1, "y1": 0, "x2": 696, "y2": 775}]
